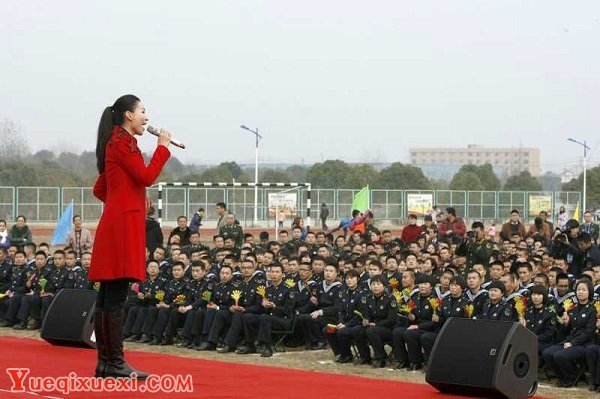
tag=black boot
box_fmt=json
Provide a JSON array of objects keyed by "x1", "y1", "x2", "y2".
[
  {"x1": 103, "y1": 310, "x2": 149, "y2": 379},
  {"x1": 93, "y1": 308, "x2": 107, "y2": 378}
]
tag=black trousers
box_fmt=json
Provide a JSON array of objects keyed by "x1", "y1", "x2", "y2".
[
  {"x1": 165, "y1": 308, "x2": 186, "y2": 339},
  {"x1": 243, "y1": 313, "x2": 290, "y2": 346},
  {"x1": 143, "y1": 307, "x2": 160, "y2": 338},
  {"x1": 224, "y1": 311, "x2": 247, "y2": 348},
  {"x1": 165, "y1": 307, "x2": 191, "y2": 339},
  {"x1": 347, "y1": 325, "x2": 371, "y2": 359},
  {"x1": 152, "y1": 307, "x2": 174, "y2": 339},
  {"x1": 365, "y1": 325, "x2": 393, "y2": 360},
  {"x1": 297, "y1": 313, "x2": 334, "y2": 345},
  {"x1": 543, "y1": 344, "x2": 586, "y2": 382},
  {"x1": 586, "y1": 345, "x2": 600, "y2": 385},
  {"x1": 325, "y1": 324, "x2": 360, "y2": 358},
  {"x1": 96, "y1": 279, "x2": 129, "y2": 312},
  {"x1": 17, "y1": 294, "x2": 41, "y2": 322},
  {"x1": 123, "y1": 305, "x2": 146, "y2": 337},
  {"x1": 29, "y1": 294, "x2": 56, "y2": 322},
  {"x1": 392, "y1": 326, "x2": 409, "y2": 363},
  {"x1": 3, "y1": 293, "x2": 24, "y2": 322},
  {"x1": 404, "y1": 328, "x2": 427, "y2": 364},
  {"x1": 190, "y1": 309, "x2": 207, "y2": 344},
  {"x1": 205, "y1": 309, "x2": 232, "y2": 344},
  {"x1": 421, "y1": 331, "x2": 438, "y2": 360}
]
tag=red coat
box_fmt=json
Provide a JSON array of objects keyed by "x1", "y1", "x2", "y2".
[{"x1": 89, "y1": 126, "x2": 171, "y2": 282}]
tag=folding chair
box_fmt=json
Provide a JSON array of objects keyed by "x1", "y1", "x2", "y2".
[{"x1": 271, "y1": 309, "x2": 298, "y2": 353}]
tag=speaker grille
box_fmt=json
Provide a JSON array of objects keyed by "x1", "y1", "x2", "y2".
[{"x1": 513, "y1": 353, "x2": 530, "y2": 378}]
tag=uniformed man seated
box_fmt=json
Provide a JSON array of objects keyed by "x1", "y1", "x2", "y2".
[
  {"x1": 297, "y1": 261, "x2": 342, "y2": 350},
  {"x1": 237, "y1": 263, "x2": 295, "y2": 357}
]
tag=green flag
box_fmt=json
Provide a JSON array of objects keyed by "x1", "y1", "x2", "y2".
[{"x1": 351, "y1": 186, "x2": 370, "y2": 213}]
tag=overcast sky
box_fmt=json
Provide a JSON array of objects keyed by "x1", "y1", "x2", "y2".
[{"x1": 1, "y1": 0, "x2": 599, "y2": 173}]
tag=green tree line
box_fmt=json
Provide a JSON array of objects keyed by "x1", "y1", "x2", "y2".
[{"x1": 0, "y1": 152, "x2": 580, "y2": 195}]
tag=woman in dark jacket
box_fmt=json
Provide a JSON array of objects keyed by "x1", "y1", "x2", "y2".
[
  {"x1": 543, "y1": 279, "x2": 596, "y2": 387},
  {"x1": 520, "y1": 285, "x2": 556, "y2": 356},
  {"x1": 8, "y1": 215, "x2": 32, "y2": 246}
]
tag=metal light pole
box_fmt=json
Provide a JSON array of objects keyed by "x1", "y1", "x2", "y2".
[
  {"x1": 241, "y1": 125, "x2": 262, "y2": 226},
  {"x1": 568, "y1": 138, "x2": 590, "y2": 217}
]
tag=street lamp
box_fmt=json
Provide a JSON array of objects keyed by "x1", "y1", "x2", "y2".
[
  {"x1": 567, "y1": 138, "x2": 590, "y2": 217},
  {"x1": 240, "y1": 125, "x2": 263, "y2": 226}
]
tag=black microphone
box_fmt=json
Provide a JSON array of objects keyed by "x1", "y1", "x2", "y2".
[{"x1": 146, "y1": 126, "x2": 186, "y2": 149}]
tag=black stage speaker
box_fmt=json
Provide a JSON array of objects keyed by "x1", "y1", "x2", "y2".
[
  {"x1": 41, "y1": 289, "x2": 97, "y2": 349},
  {"x1": 426, "y1": 318, "x2": 538, "y2": 399}
]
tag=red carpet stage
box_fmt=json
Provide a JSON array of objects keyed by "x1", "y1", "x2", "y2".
[{"x1": 0, "y1": 336, "x2": 540, "y2": 399}]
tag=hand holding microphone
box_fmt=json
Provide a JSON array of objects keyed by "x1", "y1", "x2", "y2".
[{"x1": 147, "y1": 125, "x2": 186, "y2": 149}]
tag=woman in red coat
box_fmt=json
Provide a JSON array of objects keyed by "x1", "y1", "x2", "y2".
[{"x1": 91, "y1": 94, "x2": 171, "y2": 379}]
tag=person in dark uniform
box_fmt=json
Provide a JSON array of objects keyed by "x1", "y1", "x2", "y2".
[
  {"x1": 13, "y1": 250, "x2": 49, "y2": 330},
  {"x1": 147, "y1": 262, "x2": 187, "y2": 345},
  {"x1": 196, "y1": 264, "x2": 236, "y2": 350},
  {"x1": 403, "y1": 275, "x2": 438, "y2": 371},
  {"x1": 0, "y1": 248, "x2": 12, "y2": 297},
  {"x1": 297, "y1": 263, "x2": 342, "y2": 350},
  {"x1": 383, "y1": 256, "x2": 402, "y2": 288},
  {"x1": 176, "y1": 261, "x2": 214, "y2": 349},
  {"x1": 160, "y1": 262, "x2": 209, "y2": 346},
  {"x1": 543, "y1": 279, "x2": 597, "y2": 388},
  {"x1": 362, "y1": 275, "x2": 398, "y2": 368},
  {"x1": 475, "y1": 281, "x2": 514, "y2": 321},
  {"x1": 585, "y1": 300, "x2": 600, "y2": 392},
  {"x1": 464, "y1": 269, "x2": 488, "y2": 318},
  {"x1": 62, "y1": 250, "x2": 84, "y2": 290},
  {"x1": 578, "y1": 232, "x2": 600, "y2": 272},
  {"x1": 0, "y1": 251, "x2": 31, "y2": 327},
  {"x1": 238, "y1": 263, "x2": 295, "y2": 357},
  {"x1": 391, "y1": 271, "x2": 420, "y2": 369},
  {"x1": 216, "y1": 258, "x2": 265, "y2": 353},
  {"x1": 284, "y1": 256, "x2": 300, "y2": 282},
  {"x1": 421, "y1": 276, "x2": 470, "y2": 362},
  {"x1": 75, "y1": 252, "x2": 94, "y2": 291},
  {"x1": 499, "y1": 273, "x2": 521, "y2": 322},
  {"x1": 123, "y1": 261, "x2": 167, "y2": 342},
  {"x1": 325, "y1": 269, "x2": 364, "y2": 363},
  {"x1": 520, "y1": 285, "x2": 556, "y2": 357},
  {"x1": 286, "y1": 262, "x2": 318, "y2": 347},
  {"x1": 219, "y1": 213, "x2": 244, "y2": 248}
]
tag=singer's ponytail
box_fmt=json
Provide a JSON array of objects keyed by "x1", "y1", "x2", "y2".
[{"x1": 95, "y1": 94, "x2": 140, "y2": 173}]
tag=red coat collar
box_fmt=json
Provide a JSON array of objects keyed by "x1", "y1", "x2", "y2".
[
  {"x1": 113, "y1": 125, "x2": 137, "y2": 144},
  {"x1": 112, "y1": 125, "x2": 140, "y2": 154}
]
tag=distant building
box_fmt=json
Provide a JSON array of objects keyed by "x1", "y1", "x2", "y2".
[
  {"x1": 409, "y1": 145, "x2": 540, "y2": 180},
  {"x1": 559, "y1": 169, "x2": 577, "y2": 184}
]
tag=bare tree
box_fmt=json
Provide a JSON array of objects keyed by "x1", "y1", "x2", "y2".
[{"x1": 0, "y1": 118, "x2": 30, "y2": 159}]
